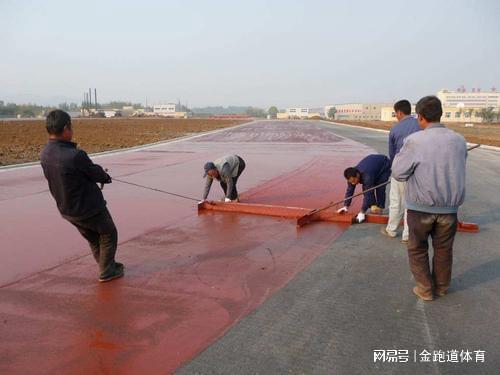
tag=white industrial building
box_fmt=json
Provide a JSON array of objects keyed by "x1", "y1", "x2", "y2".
[
  {"x1": 380, "y1": 88, "x2": 499, "y2": 123},
  {"x1": 437, "y1": 88, "x2": 499, "y2": 109},
  {"x1": 326, "y1": 88, "x2": 499, "y2": 123},
  {"x1": 277, "y1": 107, "x2": 323, "y2": 119},
  {"x1": 153, "y1": 104, "x2": 177, "y2": 115},
  {"x1": 153, "y1": 104, "x2": 188, "y2": 118},
  {"x1": 380, "y1": 106, "x2": 485, "y2": 123},
  {"x1": 287, "y1": 107, "x2": 309, "y2": 118},
  {"x1": 325, "y1": 103, "x2": 391, "y2": 121}
]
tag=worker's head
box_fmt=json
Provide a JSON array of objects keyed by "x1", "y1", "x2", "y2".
[
  {"x1": 393, "y1": 100, "x2": 411, "y2": 121},
  {"x1": 46, "y1": 110, "x2": 73, "y2": 141},
  {"x1": 203, "y1": 162, "x2": 219, "y2": 179},
  {"x1": 416, "y1": 96, "x2": 442, "y2": 129},
  {"x1": 344, "y1": 167, "x2": 360, "y2": 185}
]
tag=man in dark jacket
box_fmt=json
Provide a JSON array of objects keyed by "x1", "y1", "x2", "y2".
[
  {"x1": 40, "y1": 110, "x2": 123, "y2": 282},
  {"x1": 337, "y1": 154, "x2": 391, "y2": 223}
]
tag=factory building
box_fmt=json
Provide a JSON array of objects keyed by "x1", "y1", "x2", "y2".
[
  {"x1": 437, "y1": 88, "x2": 499, "y2": 109},
  {"x1": 326, "y1": 88, "x2": 498, "y2": 123},
  {"x1": 153, "y1": 104, "x2": 188, "y2": 118},
  {"x1": 277, "y1": 107, "x2": 323, "y2": 119},
  {"x1": 381, "y1": 106, "x2": 484, "y2": 123},
  {"x1": 324, "y1": 103, "x2": 391, "y2": 121}
]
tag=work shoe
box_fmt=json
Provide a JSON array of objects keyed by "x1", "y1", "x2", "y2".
[
  {"x1": 99, "y1": 263, "x2": 124, "y2": 283},
  {"x1": 435, "y1": 288, "x2": 448, "y2": 297},
  {"x1": 380, "y1": 227, "x2": 397, "y2": 238},
  {"x1": 413, "y1": 286, "x2": 433, "y2": 301},
  {"x1": 401, "y1": 238, "x2": 409, "y2": 244}
]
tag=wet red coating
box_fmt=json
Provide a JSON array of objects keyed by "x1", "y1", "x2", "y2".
[{"x1": 0, "y1": 121, "x2": 374, "y2": 374}]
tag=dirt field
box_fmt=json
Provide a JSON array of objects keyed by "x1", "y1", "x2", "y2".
[
  {"x1": 330, "y1": 120, "x2": 500, "y2": 147},
  {"x1": 0, "y1": 118, "x2": 247, "y2": 166}
]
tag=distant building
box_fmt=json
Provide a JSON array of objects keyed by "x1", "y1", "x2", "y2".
[
  {"x1": 381, "y1": 104, "x2": 484, "y2": 123},
  {"x1": 153, "y1": 103, "x2": 188, "y2": 118},
  {"x1": 325, "y1": 103, "x2": 391, "y2": 121},
  {"x1": 287, "y1": 107, "x2": 309, "y2": 119},
  {"x1": 153, "y1": 104, "x2": 177, "y2": 116},
  {"x1": 437, "y1": 88, "x2": 499, "y2": 109},
  {"x1": 277, "y1": 107, "x2": 323, "y2": 119}
]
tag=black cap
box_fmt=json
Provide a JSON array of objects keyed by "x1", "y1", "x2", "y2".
[{"x1": 203, "y1": 162, "x2": 216, "y2": 177}]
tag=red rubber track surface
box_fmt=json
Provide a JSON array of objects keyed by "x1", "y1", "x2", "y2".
[{"x1": 0, "y1": 121, "x2": 372, "y2": 374}]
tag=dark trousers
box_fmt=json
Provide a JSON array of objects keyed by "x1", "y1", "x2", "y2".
[
  {"x1": 374, "y1": 168, "x2": 391, "y2": 208},
  {"x1": 67, "y1": 207, "x2": 119, "y2": 278},
  {"x1": 407, "y1": 210, "x2": 458, "y2": 297},
  {"x1": 220, "y1": 156, "x2": 246, "y2": 200}
]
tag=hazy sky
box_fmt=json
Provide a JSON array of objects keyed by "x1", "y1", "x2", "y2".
[{"x1": 1, "y1": 0, "x2": 499, "y2": 108}]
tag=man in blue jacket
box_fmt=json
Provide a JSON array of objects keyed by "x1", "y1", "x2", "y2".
[
  {"x1": 337, "y1": 154, "x2": 391, "y2": 223},
  {"x1": 40, "y1": 110, "x2": 124, "y2": 282},
  {"x1": 381, "y1": 100, "x2": 420, "y2": 243},
  {"x1": 392, "y1": 96, "x2": 467, "y2": 301}
]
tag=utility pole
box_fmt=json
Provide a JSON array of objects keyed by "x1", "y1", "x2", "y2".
[{"x1": 94, "y1": 88, "x2": 98, "y2": 110}]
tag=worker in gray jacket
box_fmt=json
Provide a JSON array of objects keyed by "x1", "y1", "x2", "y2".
[
  {"x1": 392, "y1": 96, "x2": 467, "y2": 301},
  {"x1": 202, "y1": 154, "x2": 246, "y2": 202}
]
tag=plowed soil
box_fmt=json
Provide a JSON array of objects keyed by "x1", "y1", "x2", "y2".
[{"x1": 0, "y1": 118, "x2": 247, "y2": 166}]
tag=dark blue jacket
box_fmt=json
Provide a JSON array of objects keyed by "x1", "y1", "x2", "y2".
[
  {"x1": 388, "y1": 116, "x2": 420, "y2": 164},
  {"x1": 41, "y1": 140, "x2": 111, "y2": 220},
  {"x1": 344, "y1": 154, "x2": 391, "y2": 211}
]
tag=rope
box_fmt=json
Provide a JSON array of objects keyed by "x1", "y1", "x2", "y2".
[{"x1": 113, "y1": 178, "x2": 200, "y2": 202}]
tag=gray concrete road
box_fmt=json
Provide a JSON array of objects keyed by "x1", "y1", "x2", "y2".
[{"x1": 179, "y1": 121, "x2": 500, "y2": 375}]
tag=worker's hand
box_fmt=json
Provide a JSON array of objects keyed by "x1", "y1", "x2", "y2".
[
  {"x1": 355, "y1": 212, "x2": 366, "y2": 223},
  {"x1": 102, "y1": 169, "x2": 112, "y2": 184},
  {"x1": 337, "y1": 206, "x2": 348, "y2": 214},
  {"x1": 224, "y1": 198, "x2": 231, "y2": 203},
  {"x1": 370, "y1": 205, "x2": 382, "y2": 214}
]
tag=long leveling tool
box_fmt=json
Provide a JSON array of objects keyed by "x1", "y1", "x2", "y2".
[{"x1": 296, "y1": 181, "x2": 390, "y2": 227}]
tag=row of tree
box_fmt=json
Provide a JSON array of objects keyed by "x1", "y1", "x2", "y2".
[
  {"x1": 474, "y1": 107, "x2": 500, "y2": 123},
  {"x1": 0, "y1": 101, "x2": 145, "y2": 118},
  {"x1": 0, "y1": 102, "x2": 50, "y2": 117}
]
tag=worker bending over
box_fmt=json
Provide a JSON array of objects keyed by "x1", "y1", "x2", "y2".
[
  {"x1": 202, "y1": 154, "x2": 246, "y2": 202},
  {"x1": 338, "y1": 154, "x2": 391, "y2": 223}
]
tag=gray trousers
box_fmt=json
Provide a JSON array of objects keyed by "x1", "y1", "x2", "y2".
[{"x1": 67, "y1": 208, "x2": 118, "y2": 278}]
